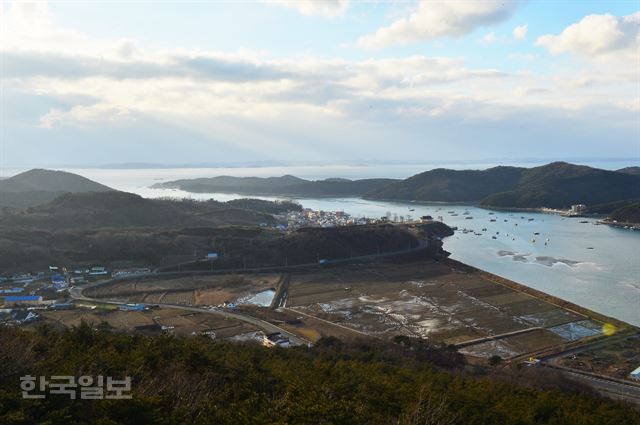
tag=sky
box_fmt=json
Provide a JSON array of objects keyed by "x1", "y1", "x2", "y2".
[{"x1": 1, "y1": 0, "x2": 639, "y2": 169}]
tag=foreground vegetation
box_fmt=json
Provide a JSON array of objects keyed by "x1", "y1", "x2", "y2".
[{"x1": 0, "y1": 325, "x2": 637, "y2": 424}]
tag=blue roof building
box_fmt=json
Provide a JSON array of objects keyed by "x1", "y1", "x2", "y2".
[
  {"x1": 4, "y1": 295, "x2": 43, "y2": 305},
  {"x1": 118, "y1": 303, "x2": 145, "y2": 311},
  {"x1": 5, "y1": 295, "x2": 41, "y2": 302}
]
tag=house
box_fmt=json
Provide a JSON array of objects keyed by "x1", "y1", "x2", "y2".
[
  {"x1": 89, "y1": 266, "x2": 108, "y2": 276},
  {"x1": 11, "y1": 274, "x2": 34, "y2": 285},
  {"x1": 0, "y1": 287, "x2": 24, "y2": 294},
  {"x1": 3, "y1": 295, "x2": 43, "y2": 306},
  {"x1": 118, "y1": 303, "x2": 145, "y2": 312},
  {"x1": 263, "y1": 332, "x2": 290, "y2": 348},
  {"x1": 111, "y1": 268, "x2": 151, "y2": 278},
  {"x1": 51, "y1": 274, "x2": 66, "y2": 284},
  {"x1": 630, "y1": 366, "x2": 640, "y2": 382},
  {"x1": 421, "y1": 215, "x2": 433, "y2": 222},
  {"x1": 570, "y1": 204, "x2": 587, "y2": 214},
  {"x1": 50, "y1": 301, "x2": 74, "y2": 310},
  {"x1": 11, "y1": 310, "x2": 39, "y2": 324}
]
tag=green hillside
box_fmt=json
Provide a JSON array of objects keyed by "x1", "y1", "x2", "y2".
[
  {"x1": 0, "y1": 169, "x2": 113, "y2": 193},
  {"x1": 366, "y1": 162, "x2": 640, "y2": 209},
  {"x1": 0, "y1": 191, "x2": 291, "y2": 230},
  {"x1": 0, "y1": 169, "x2": 114, "y2": 208},
  {"x1": 365, "y1": 166, "x2": 523, "y2": 202},
  {"x1": 608, "y1": 202, "x2": 640, "y2": 224},
  {"x1": 481, "y1": 163, "x2": 640, "y2": 209}
]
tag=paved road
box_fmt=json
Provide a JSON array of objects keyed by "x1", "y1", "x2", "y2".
[
  {"x1": 540, "y1": 363, "x2": 640, "y2": 405},
  {"x1": 69, "y1": 286, "x2": 310, "y2": 346},
  {"x1": 455, "y1": 327, "x2": 544, "y2": 349}
]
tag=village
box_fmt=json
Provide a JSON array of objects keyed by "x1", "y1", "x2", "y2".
[{"x1": 1, "y1": 206, "x2": 639, "y2": 402}]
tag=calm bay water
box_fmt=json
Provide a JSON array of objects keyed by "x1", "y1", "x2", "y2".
[{"x1": 54, "y1": 168, "x2": 640, "y2": 326}]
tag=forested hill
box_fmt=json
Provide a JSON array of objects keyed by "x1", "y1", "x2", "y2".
[
  {"x1": 0, "y1": 169, "x2": 114, "y2": 208},
  {"x1": 365, "y1": 166, "x2": 524, "y2": 203},
  {"x1": 480, "y1": 162, "x2": 640, "y2": 209},
  {"x1": 0, "y1": 325, "x2": 636, "y2": 424},
  {"x1": 154, "y1": 175, "x2": 399, "y2": 197},
  {"x1": 365, "y1": 162, "x2": 640, "y2": 209},
  {"x1": 617, "y1": 166, "x2": 640, "y2": 175},
  {"x1": 0, "y1": 191, "x2": 299, "y2": 230},
  {"x1": 608, "y1": 202, "x2": 640, "y2": 224}
]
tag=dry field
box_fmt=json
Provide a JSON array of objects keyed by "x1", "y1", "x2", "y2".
[
  {"x1": 555, "y1": 335, "x2": 640, "y2": 381},
  {"x1": 39, "y1": 307, "x2": 259, "y2": 339},
  {"x1": 89, "y1": 274, "x2": 280, "y2": 306},
  {"x1": 285, "y1": 260, "x2": 606, "y2": 358}
]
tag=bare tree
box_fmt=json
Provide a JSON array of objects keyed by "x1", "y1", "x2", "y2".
[{"x1": 395, "y1": 388, "x2": 458, "y2": 425}]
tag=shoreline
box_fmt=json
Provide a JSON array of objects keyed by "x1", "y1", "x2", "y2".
[
  {"x1": 598, "y1": 220, "x2": 640, "y2": 230},
  {"x1": 438, "y1": 256, "x2": 636, "y2": 330},
  {"x1": 150, "y1": 189, "x2": 605, "y2": 219}
]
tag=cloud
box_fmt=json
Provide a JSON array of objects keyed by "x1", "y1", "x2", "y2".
[
  {"x1": 265, "y1": 0, "x2": 349, "y2": 17},
  {"x1": 2, "y1": 51, "x2": 290, "y2": 82},
  {"x1": 536, "y1": 12, "x2": 640, "y2": 57},
  {"x1": 357, "y1": 1, "x2": 521, "y2": 49},
  {"x1": 513, "y1": 24, "x2": 528, "y2": 40},
  {"x1": 482, "y1": 32, "x2": 497, "y2": 44},
  {"x1": 2, "y1": 0, "x2": 637, "y2": 165},
  {"x1": 40, "y1": 103, "x2": 133, "y2": 128}
]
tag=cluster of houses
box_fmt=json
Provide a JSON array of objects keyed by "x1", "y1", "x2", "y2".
[
  {"x1": 275, "y1": 209, "x2": 373, "y2": 230},
  {"x1": 0, "y1": 264, "x2": 115, "y2": 327}
]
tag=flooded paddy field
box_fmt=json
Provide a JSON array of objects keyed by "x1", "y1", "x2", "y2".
[
  {"x1": 39, "y1": 307, "x2": 259, "y2": 339},
  {"x1": 89, "y1": 273, "x2": 280, "y2": 307},
  {"x1": 285, "y1": 260, "x2": 611, "y2": 359}
]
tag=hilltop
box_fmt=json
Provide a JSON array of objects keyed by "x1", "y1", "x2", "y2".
[
  {"x1": 154, "y1": 175, "x2": 399, "y2": 197},
  {"x1": 365, "y1": 162, "x2": 640, "y2": 209},
  {"x1": 0, "y1": 169, "x2": 113, "y2": 193},
  {"x1": 0, "y1": 169, "x2": 113, "y2": 208},
  {"x1": 365, "y1": 166, "x2": 524, "y2": 202},
  {"x1": 480, "y1": 162, "x2": 640, "y2": 209},
  {"x1": 617, "y1": 166, "x2": 640, "y2": 175}
]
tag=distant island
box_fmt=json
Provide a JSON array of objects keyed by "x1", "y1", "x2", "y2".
[
  {"x1": 152, "y1": 175, "x2": 399, "y2": 197},
  {"x1": 155, "y1": 162, "x2": 640, "y2": 212}
]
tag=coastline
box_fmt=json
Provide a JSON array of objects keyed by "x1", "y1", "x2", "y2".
[
  {"x1": 598, "y1": 220, "x2": 640, "y2": 230},
  {"x1": 438, "y1": 256, "x2": 636, "y2": 331}
]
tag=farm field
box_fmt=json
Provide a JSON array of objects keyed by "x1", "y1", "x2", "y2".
[
  {"x1": 88, "y1": 274, "x2": 280, "y2": 307},
  {"x1": 39, "y1": 307, "x2": 260, "y2": 339},
  {"x1": 555, "y1": 335, "x2": 640, "y2": 382},
  {"x1": 285, "y1": 260, "x2": 610, "y2": 359}
]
